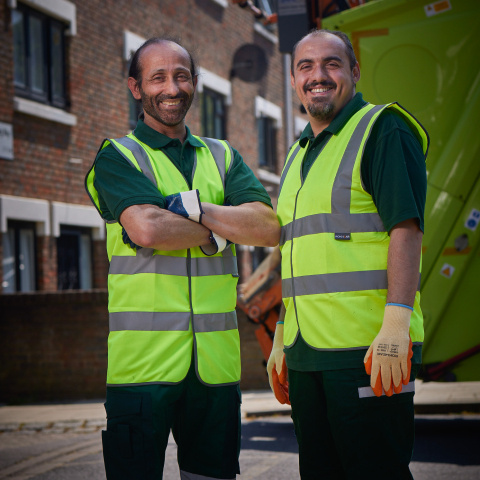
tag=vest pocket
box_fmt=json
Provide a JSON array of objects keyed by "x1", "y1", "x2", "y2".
[{"x1": 102, "y1": 391, "x2": 155, "y2": 480}]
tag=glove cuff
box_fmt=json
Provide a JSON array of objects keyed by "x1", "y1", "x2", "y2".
[
  {"x1": 382, "y1": 304, "x2": 412, "y2": 335},
  {"x1": 181, "y1": 189, "x2": 204, "y2": 223},
  {"x1": 200, "y1": 231, "x2": 228, "y2": 256}
]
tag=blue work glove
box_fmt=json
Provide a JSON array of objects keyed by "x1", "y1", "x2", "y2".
[
  {"x1": 122, "y1": 227, "x2": 142, "y2": 250},
  {"x1": 165, "y1": 189, "x2": 204, "y2": 223}
]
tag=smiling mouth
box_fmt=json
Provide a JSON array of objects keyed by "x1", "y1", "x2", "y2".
[
  {"x1": 160, "y1": 99, "x2": 182, "y2": 106},
  {"x1": 309, "y1": 87, "x2": 334, "y2": 94}
]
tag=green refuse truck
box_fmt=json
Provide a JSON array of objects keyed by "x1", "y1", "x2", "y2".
[{"x1": 320, "y1": 0, "x2": 480, "y2": 381}]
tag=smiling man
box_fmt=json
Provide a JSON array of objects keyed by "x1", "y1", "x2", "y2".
[
  {"x1": 85, "y1": 37, "x2": 279, "y2": 480},
  {"x1": 267, "y1": 30, "x2": 429, "y2": 479}
]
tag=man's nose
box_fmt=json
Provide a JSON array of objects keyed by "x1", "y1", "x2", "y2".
[
  {"x1": 163, "y1": 76, "x2": 180, "y2": 96},
  {"x1": 311, "y1": 64, "x2": 329, "y2": 83}
]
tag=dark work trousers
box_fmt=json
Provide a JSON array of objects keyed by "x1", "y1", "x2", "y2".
[
  {"x1": 102, "y1": 362, "x2": 241, "y2": 480},
  {"x1": 289, "y1": 364, "x2": 420, "y2": 480}
]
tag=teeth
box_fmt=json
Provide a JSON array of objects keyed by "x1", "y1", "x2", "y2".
[
  {"x1": 162, "y1": 100, "x2": 181, "y2": 105},
  {"x1": 311, "y1": 87, "x2": 331, "y2": 93}
]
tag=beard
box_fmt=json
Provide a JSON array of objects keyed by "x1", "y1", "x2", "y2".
[
  {"x1": 139, "y1": 86, "x2": 194, "y2": 127},
  {"x1": 303, "y1": 80, "x2": 337, "y2": 121}
]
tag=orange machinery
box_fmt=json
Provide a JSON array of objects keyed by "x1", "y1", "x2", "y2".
[{"x1": 236, "y1": 247, "x2": 282, "y2": 362}]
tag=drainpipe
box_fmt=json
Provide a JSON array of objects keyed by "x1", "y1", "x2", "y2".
[{"x1": 283, "y1": 53, "x2": 294, "y2": 149}]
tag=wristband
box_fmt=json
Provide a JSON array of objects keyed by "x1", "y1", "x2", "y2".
[
  {"x1": 276, "y1": 321, "x2": 284, "y2": 325},
  {"x1": 385, "y1": 303, "x2": 414, "y2": 311}
]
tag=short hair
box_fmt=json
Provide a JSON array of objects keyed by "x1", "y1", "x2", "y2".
[
  {"x1": 128, "y1": 36, "x2": 197, "y2": 85},
  {"x1": 291, "y1": 29, "x2": 357, "y2": 76}
]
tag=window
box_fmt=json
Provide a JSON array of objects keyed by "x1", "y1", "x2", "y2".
[
  {"x1": 258, "y1": 116, "x2": 277, "y2": 170},
  {"x1": 57, "y1": 227, "x2": 92, "y2": 290},
  {"x1": 128, "y1": 90, "x2": 142, "y2": 130},
  {"x1": 2, "y1": 221, "x2": 37, "y2": 293},
  {"x1": 202, "y1": 88, "x2": 226, "y2": 139},
  {"x1": 13, "y1": 3, "x2": 67, "y2": 108}
]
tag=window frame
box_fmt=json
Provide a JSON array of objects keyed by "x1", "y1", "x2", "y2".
[
  {"x1": 13, "y1": 2, "x2": 67, "y2": 109},
  {"x1": 257, "y1": 115, "x2": 277, "y2": 171},
  {"x1": 202, "y1": 87, "x2": 227, "y2": 140}
]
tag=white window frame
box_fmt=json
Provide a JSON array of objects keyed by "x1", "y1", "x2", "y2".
[
  {"x1": 124, "y1": 30, "x2": 146, "y2": 61},
  {"x1": 255, "y1": 96, "x2": 282, "y2": 128},
  {"x1": 8, "y1": 0, "x2": 76, "y2": 35},
  {"x1": 197, "y1": 67, "x2": 232, "y2": 106},
  {"x1": 254, "y1": 22, "x2": 278, "y2": 44},
  {"x1": 51, "y1": 202, "x2": 105, "y2": 240},
  {"x1": 0, "y1": 194, "x2": 50, "y2": 236},
  {"x1": 208, "y1": 0, "x2": 228, "y2": 7},
  {"x1": 295, "y1": 116, "x2": 309, "y2": 137},
  {"x1": 13, "y1": 97, "x2": 77, "y2": 126}
]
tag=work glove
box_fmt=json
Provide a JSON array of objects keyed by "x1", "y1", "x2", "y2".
[
  {"x1": 200, "y1": 231, "x2": 229, "y2": 256},
  {"x1": 364, "y1": 304, "x2": 414, "y2": 397},
  {"x1": 122, "y1": 227, "x2": 142, "y2": 250},
  {"x1": 164, "y1": 189, "x2": 204, "y2": 223},
  {"x1": 266, "y1": 324, "x2": 290, "y2": 405}
]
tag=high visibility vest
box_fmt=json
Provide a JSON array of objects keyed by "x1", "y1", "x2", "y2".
[
  {"x1": 86, "y1": 133, "x2": 241, "y2": 386},
  {"x1": 277, "y1": 103, "x2": 429, "y2": 350}
]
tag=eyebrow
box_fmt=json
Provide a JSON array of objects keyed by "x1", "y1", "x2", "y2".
[
  {"x1": 296, "y1": 55, "x2": 344, "y2": 69},
  {"x1": 149, "y1": 66, "x2": 190, "y2": 75}
]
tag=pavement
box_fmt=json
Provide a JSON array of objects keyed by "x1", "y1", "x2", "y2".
[{"x1": 0, "y1": 380, "x2": 479, "y2": 434}]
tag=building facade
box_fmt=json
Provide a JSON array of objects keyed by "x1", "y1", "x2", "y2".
[{"x1": 0, "y1": 0, "x2": 309, "y2": 294}]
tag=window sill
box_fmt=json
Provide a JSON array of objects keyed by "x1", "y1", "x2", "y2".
[
  {"x1": 14, "y1": 97, "x2": 77, "y2": 126},
  {"x1": 254, "y1": 22, "x2": 278, "y2": 44},
  {"x1": 258, "y1": 168, "x2": 280, "y2": 185},
  {"x1": 209, "y1": 0, "x2": 228, "y2": 7}
]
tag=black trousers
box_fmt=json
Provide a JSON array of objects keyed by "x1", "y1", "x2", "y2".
[{"x1": 289, "y1": 364, "x2": 420, "y2": 480}]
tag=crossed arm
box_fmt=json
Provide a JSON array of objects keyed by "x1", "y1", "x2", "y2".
[{"x1": 119, "y1": 201, "x2": 280, "y2": 251}]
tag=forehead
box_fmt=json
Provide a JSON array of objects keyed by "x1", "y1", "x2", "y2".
[
  {"x1": 295, "y1": 33, "x2": 348, "y2": 63},
  {"x1": 140, "y1": 42, "x2": 191, "y2": 72}
]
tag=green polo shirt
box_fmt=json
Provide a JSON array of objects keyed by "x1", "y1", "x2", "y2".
[
  {"x1": 93, "y1": 119, "x2": 272, "y2": 223},
  {"x1": 286, "y1": 92, "x2": 427, "y2": 371}
]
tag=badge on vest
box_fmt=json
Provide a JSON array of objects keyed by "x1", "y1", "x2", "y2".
[{"x1": 335, "y1": 233, "x2": 351, "y2": 241}]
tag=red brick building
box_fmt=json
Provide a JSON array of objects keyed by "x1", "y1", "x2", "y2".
[{"x1": 0, "y1": 0, "x2": 309, "y2": 294}]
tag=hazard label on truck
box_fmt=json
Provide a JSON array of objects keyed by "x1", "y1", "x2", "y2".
[
  {"x1": 440, "y1": 263, "x2": 455, "y2": 278},
  {"x1": 424, "y1": 0, "x2": 451, "y2": 17},
  {"x1": 465, "y1": 208, "x2": 480, "y2": 232}
]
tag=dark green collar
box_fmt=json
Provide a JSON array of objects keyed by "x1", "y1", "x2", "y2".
[
  {"x1": 133, "y1": 118, "x2": 205, "y2": 150},
  {"x1": 298, "y1": 92, "x2": 368, "y2": 148}
]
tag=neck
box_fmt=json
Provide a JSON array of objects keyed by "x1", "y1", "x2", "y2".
[{"x1": 143, "y1": 113, "x2": 188, "y2": 142}]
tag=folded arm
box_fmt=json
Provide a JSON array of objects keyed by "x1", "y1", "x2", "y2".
[
  {"x1": 201, "y1": 201, "x2": 280, "y2": 247},
  {"x1": 120, "y1": 204, "x2": 211, "y2": 251}
]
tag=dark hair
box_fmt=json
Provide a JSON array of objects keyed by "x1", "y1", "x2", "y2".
[
  {"x1": 290, "y1": 29, "x2": 357, "y2": 76},
  {"x1": 128, "y1": 36, "x2": 197, "y2": 85}
]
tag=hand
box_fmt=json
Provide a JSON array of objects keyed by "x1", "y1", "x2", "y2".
[
  {"x1": 364, "y1": 305, "x2": 413, "y2": 397},
  {"x1": 266, "y1": 324, "x2": 290, "y2": 405},
  {"x1": 164, "y1": 189, "x2": 204, "y2": 223},
  {"x1": 122, "y1": 227, "x2": 142, "y2": 250}
]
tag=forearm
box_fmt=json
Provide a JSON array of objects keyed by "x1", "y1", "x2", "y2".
[
  {"x1": 201, "y1": 201, "x2": 280, "y2": 247},
  {"x1": 386, "y1": 219, "x2": 423, "y2": 306},
  {"x1": 120, "y1": 204, "x2": 211, "y2": 251}
]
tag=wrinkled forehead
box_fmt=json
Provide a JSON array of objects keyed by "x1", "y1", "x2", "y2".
[
  {"x1": 295, "y1": 33, "x2": 348, "y2": 63},
  {"x1": 140, "y1": 41, "x2": 191, "y2": 73}
]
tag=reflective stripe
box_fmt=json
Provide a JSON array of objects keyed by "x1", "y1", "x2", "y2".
[
  {"x1": 226, "y1": 142, "x2": 235, "y2": 175},
  {"x1": 358, "y1": 380, "x2": 415, "y2": 398},
  {"x1": 181, "y1": 470, "x2": 235, "y2": 480},
  {"x1": 113, "y1": 137, "x2": 158, "y2": 187},
  {"x1": 109, "y1": 311, "x2": 191, "y2": 331},
  {"x1": 279, "y1": 143, "x2": 301, "y2": 197},
  {"x1": 200, "y1": 137, "x2": 227, "y2": 188},
  {"x1": 331, "y1": 104, "x2": 384, "y2": 214},
  {"x1": 194, "y1": 311, "x2": 237, "y2": 333},
  {"x1": 282, "y1": 270, "x2": 388, "y2": 298},
  {"x1": 109, "y1": 251, "x2": 237, "y2": 277},
  {"x1": 280, "y1": 212, "x2": 385, "y2": 245}
]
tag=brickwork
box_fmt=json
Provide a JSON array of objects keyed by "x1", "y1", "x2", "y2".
[
  {"x1": 36, "y1": 236, "x2": 57, "y2": 291},
  {"x1": 0, "y1": 291, "x2": 267, "y2": 403}
]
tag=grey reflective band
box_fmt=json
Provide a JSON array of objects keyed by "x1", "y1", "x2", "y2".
[
  {"x1": 194, "y1": 311, "x2": 237, "y2": 333},
  {"x1": 331, "y1": 104, "x2": 385, "y2": 214},
  {"x1": 181, "y1": 470, "x2": 235, "y2": 480},
  {"x1": 358, "y1": 380, "x2": 415, "y2": 398},
  {"x1": 109, "y1": 311, "x2": 191, "y2": 332},
  {"x1": 113, "y1": 136, "x2": 158, "y2": 187},
  {"x1": 109, "y1": 250, "x2": 237, "y2": 277},
  {"x1": 226, "y1": 142, "x2": 235, "y2": 175},
  {"x1": 279, "y1": 143, "x2": 301, "y2": 198},
  {"x1": 280, "y1": 212, "x2": 386, "y2": 246},
  {"x1": 200, "y1": 137, "x2": 227, "y2": 189},
  {"x1": 282, "y1": 270, "x2": 388, "y2": 298}
]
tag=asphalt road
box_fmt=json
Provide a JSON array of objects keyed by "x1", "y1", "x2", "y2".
[{"x1": 0, "y1": 415, "x2": 479, "y2": 479}]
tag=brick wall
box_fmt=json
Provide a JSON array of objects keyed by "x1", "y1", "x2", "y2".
[{"x1": 0, "y1": 291, "x2": 268, "y2": 403}]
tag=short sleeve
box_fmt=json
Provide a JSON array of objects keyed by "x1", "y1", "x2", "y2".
[
  {"x1": 361, "y1": 110, "x2": 427, "y2": 233},
  {"x1": 93, "y1": 144, "x2": 166, "y2": 222},
  {"x1": 224, "y1": 148, "x2": 273, "y2": 208}
]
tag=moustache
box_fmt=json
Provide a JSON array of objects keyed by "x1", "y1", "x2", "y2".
[
  {"x1": 156, "y1": 92, "x2": 190, "y2": 103},
  {"x1": 303, "y1": 81, "x2": 336, "y2": 94}
]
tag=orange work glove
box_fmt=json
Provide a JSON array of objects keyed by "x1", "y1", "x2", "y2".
[
  {"x1": 266, "y1": 323, "x2": 291, "y2": 405},
  {"x1": 364, "y1": 304, "x2": 414, "y2": 397}
]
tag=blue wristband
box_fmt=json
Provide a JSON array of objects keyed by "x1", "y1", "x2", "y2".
[
  {"x1": 385, "y1": 303, "x2": 414, "y2": 311},
  {"x1": 276, "y1": 321, "x2": 284, "y2": 325}
]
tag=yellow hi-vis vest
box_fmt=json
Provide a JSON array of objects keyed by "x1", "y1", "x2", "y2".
[
  {"x1": 277, "y1": 103, "x2": 429, "y2": 351},
  {"x1": 86, "y1": 133, "x2": 241, "y2": 386}
]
